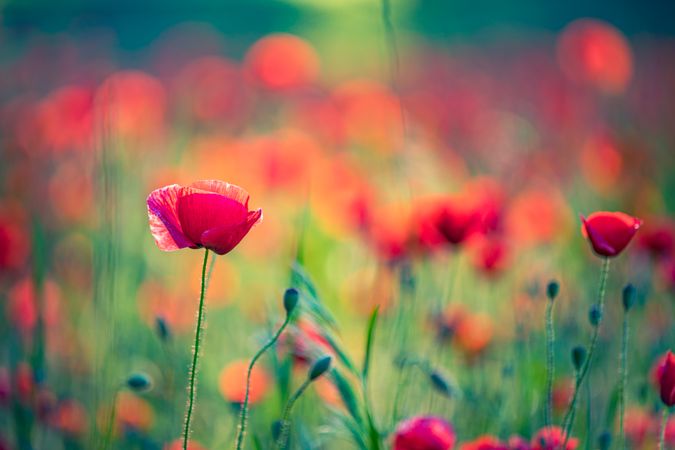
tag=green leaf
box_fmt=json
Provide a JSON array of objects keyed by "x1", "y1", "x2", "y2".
[
  {"x1": 331, "y1": 410, "x2": 368, "y2": 450},
  {"x1": 330, "y1": 369, "x2": 363, "y2": 426},
  {"x1": 362, "y1": 306, "x2": 380, "y2": 380}
]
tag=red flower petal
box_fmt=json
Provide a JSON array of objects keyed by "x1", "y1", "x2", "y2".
[
  {"x1": 189, "y1": 179, "x2": 251, "y2": 208},
  {"x1": 201, "y1": 209, "x2": 263, "y2": 255},
  {"x1": 176, "y1": 191, "x2": 248, "y2": 246},
  {"x1": 581, "y1": 211, "x2": 641, "y2": 257},
  {"x1": 147, "y1": 184, "x2": 195, "y2": 251},
  {"x1": 659, "y1": 351, "x2": 675, "y2": 407}
]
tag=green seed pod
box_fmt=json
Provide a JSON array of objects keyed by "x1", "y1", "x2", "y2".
[
  {"x1": 622, "y1": 284, "x2": 636, "y2": 312},
  {"x1": 571, "y1": 346, "x2": 587, "y2": 371},
  {"x1": 308, "y1": 356, "x2": 332, "y2": 381},
  {"x1": 546, "y1": 280, "x2": 559, "y2": 301},
  {"x1": 126, "y1": 373, "x2": 153, "y2": 392},
  {"x1": 283, "y1": 288, "x2": 299, "y2": 315},
  {"x1": 588, "y1": 304, "x2": 602, "y2": 327}
]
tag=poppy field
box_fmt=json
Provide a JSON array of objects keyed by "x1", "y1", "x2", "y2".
[{"x1": 0, "y1": 2, "x2": 674, "y2": 449}]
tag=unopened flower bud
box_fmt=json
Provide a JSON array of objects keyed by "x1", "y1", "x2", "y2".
[
  {"x1": 308, "y1": 356, "x2": 332, "y2": 381},
  {"x1": 283, "y1": 288, "x2": 299, "y2": 315},
  {"x1": 546, "y1": 280, "x2": 559, "y2": 301},
  {"x1": 571, "y1": 346, "x2": 587, "y2": 371},
  {"x1": 429, "y1": 371, "x2": 452, "y2": 397},
  {"x1": 155, "y1": 316, "x2": 171, "y2": 341},
  {"x1": 589, "y1": 304, "x2": 602, "y2": 327},
  {"x1": 598, "y1": 431, "x2": 612, "y2": 450},
  {"x1": 126, "y1": 373, "x2": 152, "y2": 392},
  {"x1": 622, "y1": 284, "x2": 636, "y2": 312}
]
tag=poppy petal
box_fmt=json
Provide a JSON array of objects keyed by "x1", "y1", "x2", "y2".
[
  {"x1": 200, "y1": 209, "x2": 263, "y2": 255},
  {"x1": 189, "y1": 180, "x2": 250, "y2": 209},
  {"x1": 147, "y1": 185, "x2": 195, "y2": 251},
  {"x1": 176, "y1": 191, "x2": 249, "y2": 245}
]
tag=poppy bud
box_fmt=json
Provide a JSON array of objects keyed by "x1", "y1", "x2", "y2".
[
  {"x1": 572, "y1": 346, "x2": 586, "y2": 371},
  {"x1": 580, "y1": 212, "x2": 641, "y2": 258},
  {"x1": 283, "y1": 288, "x2": 299, "y2": 316},
  {"x1": 429, "y1": 371, "x2": 452, "y2": 397},
  {"x1": 622, "y1": 284, "x2": 636, "y2": 312},
  {"x1": 155, "y1": 316, "x2": 171, "y2": 341},
  {"x1": 589, "y1": 304, "x2": 602, "y2": 327},
  {"x1": 271, "y1": 419, "x2": 283, "y2": 440},
  {"x1": 126, "y1": 373, "x2": 153, "y2": 392},
  {"x1": 597, "y1": 430, "x2": 612, "y2": 450},
  {"x1": 656, "y1": 350, "x2": 675, "y2": 407},
  {"x1": 308, "y1": 356, "x2": 332, "y2": 381},
  {"x1": 546, "y1": 280, "x2": 559, "y2": 301}
]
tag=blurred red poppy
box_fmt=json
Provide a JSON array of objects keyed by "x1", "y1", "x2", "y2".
[
  {"x1": 245, "y1": 33, "x2": 319, "y2": 91},
  {"x1": 218, "y1": 360, "x2": 269, "y2": 405},
  {"x1": 393, "y1": 416, "x2": 456, "y2": 450},
  {"x1": 51, "y1": 399, "x2": 88, "y2": 436},
  {"x1": 656, "y1": 350, "x2": 675, "y2": 407},
  {"x1": 459, "y1": 435, "x2": 508, "y2": 450},
  {"x1": 165, "y1": 439, "x2": 207, "y2": 450},
  {"x1": 531, "y1": 426, "x2": 577, "y2": 450},
  {"x1": 638, "y1": 221, "x2": 674, "y2": 259},
  {"x1": 147, "y1": 180, "x2": 262, "y2": 255},
  {"x1": 580, "y1": 211, "x2": 641, "y2": 257}
]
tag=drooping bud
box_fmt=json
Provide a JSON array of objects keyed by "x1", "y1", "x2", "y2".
[
  {"x1": 546, "y1": 280, "x2": 559, "y2": 301},
  {"x1": 126, "y1": 373, "x2": 153, "y2": 392},
  {"x1": 283, "y1": 288, "x2": 299, "y2": 316},
  {"x1": 271, "y1": 419, "x2": 283, "y2": 440},
  {"x1": 308, "y1": 356, "x2": 332, "y2": 381},
  {"x1": 622, "y1": 284, "x2": 636, "y2": 312},
  {"x1": 588, "y1": 304, "x2": 602, "y2": 327},
  {"x1": 571, "y1": 346, "x2": 587, "y2": 371},
  {"x1": 429, "y1": 371, "x2": 452, "y2": 397}
]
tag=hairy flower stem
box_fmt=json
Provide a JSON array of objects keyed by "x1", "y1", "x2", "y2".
[
  {"x1": 182, "y1": 248, "x2": 210, "y2": 450},
  {"x1": 658, "y1": 409, "x2": 669, "y2": 450},
  {"x1": 276, "y1": 379, "x2": 312, "y2": 450},
  {"x1": 561, "y1": 257, "x2": 610, "y2": 448},
  {"x1": 545, "y1": 298, "x2": 555, "y2": 427},
  {"x1": 235, "y1": 315, "x2": 292, "y2": 450},
  {"x1": 618, "y1": 310, "x2": 630, "y2": 450}
]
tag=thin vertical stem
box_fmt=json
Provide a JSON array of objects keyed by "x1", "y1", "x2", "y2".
[
  {"x1": 658, "y1": 409, "x2": 669, "y2": 450},
  {"x1": 545, "y1": 298, "x2": 555, "y2": 427},
  {"x1": 276, "y1": 379, "x2": 312, "y2": 450},
  {"x1": 618, "y1": 311, "x2": 629, "y2": 450},
  {"x1": 235, "y1": 315, "x2": 292, "y2": 450},
  {"x1": 561, "y1": 257, "x2": 610, "y2": 446},
  {"x1": 182, "y1": 248, "x2": 210, "y2": 450}
]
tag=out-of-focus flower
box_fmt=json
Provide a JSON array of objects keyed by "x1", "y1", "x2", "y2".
[
  {"x1": 102, "y1": 391, "x2": 154, "y2": 435},
  {"x1": 0, "y1": 202, "x2": 29, "y2": 272},
  {"x1": 531, "y1": 426, "x2": 577, "y2": 450},
  {"x1": 147, "y1": 180, "x2": 262, "y2": 255},
  {"x1": 284, "y1": 319, "x2": 333, "y2": 367},
  {"x1": 454, "y1": 312, "x2": 494, "y2": 358},
  {"x1": 7, "y1": 277, "x2": 61, "y2": 337},
  {"x1": 367, "y1": 203, "x2": 414, "y2": 263},
  {"x1": 459, "y1": 435, "x2": 508, "y2": 449},
  {"x1": 552, "y1": 378, "x2": 575, "y2": 413},
  {"x1": 557, "y1": 19, "x2": 633, "y2": 94},
  {"x1": 471, "y1": 237, "x2": 510, "y2": 277},
  {"x1": 51, "y1": 399, "x2": 88, "y2": 436},
  {"x1": 638, "y1": 221, "x2": 675, "y2": 259},
  {"x1": 623, "y1": 406, "x2": 652, "y2": 449},
  {"x1": 506, "y1": 188, "x2": 571, "y2": 246},
  {"x1": 36, "y1": 85, "x2": 94, "y2": 154},
  {"x1": 655, "y1": 350, "x2": 675, "y2": 407},
  {"x1": 137, "y1": 280, "x2": 195, "y2": 334},
  {"x1": 14, "y1": 362, "x2": 34, "y2": 402},
  {"x1": 313, "y1": 376, "x2": 342, "y2": 408},
  {"x1": 164, "y1": 439, "x2": 207, "y2": 450},
  {"x1": 580, "y1": 134, "x2": 623, "y2": 195},
  {"x1": 48, "y1": 161, "x2": 94, "y2": 224},
  {"x1": 507, "y1": 435, "x2": 531, "y2": 450},
  {"x1": 173, "y1": 56, "x2": 250, "y2": 126},
  {"x1": 333, "y1": 80, "x2": 403, "y2": 154},
  {"x1": 0, "y1": 368, "x2": 9, "y2": 406},
  {"x1": 218, "y1": 360, "x2": 269, "y2": 405},
  {"x1": 664, "y1": 416, "x2": 675, "y2": 448},
  {"x1": 418, "y1": 196, "x2": 481, "y2": 249},
  {"x1": 580, "y1": 212, "x2": 641, "y2": 257},
  {"x1": 95, "y1": 70, "x2": 166, "y2": 142},
  {"x1": 392, "y1": 416, "x2": 456, "y2": 450},
  {"x1": 245, "y1": 33, "x2": 319, "y2": 91}
]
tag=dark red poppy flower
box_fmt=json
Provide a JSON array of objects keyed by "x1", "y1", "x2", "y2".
[
  {"x1": 432, "y1": 199, "x2": 480, "y2": 246},
  {"x1": 656, "y1": 350, "x2": 675, "y2": 407},
  {"x1": 393, "y1": 416, "x2": 456, "y2": 450},
  {"x1": 147, "y1": 180, "x2": 262, "y2": 255},
  {"x1": 580, "y1": 212, "x2": 641, "y2": 257},
  {"x1": 531, "y1": 426, "x2": 577, "y2": 450},
  {"x1": 459, "y1": 435, "x2": 508, "y2": 450},
  {"x1": 638, "y1": 222, "x2": 674, "y2": 259}
]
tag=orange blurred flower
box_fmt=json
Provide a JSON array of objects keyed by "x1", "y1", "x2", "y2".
[
  {"x1": 98, "y1": 391, "x2": 154, "y2": 435},
  {"x1": 557, "y1": 19, "x2": 633, "y2": 94},
  {"x1": 454, "y1": 312, "x2": 494, "y2": 357},
  {"x1": 36, "y1": 85, "x2": 94, "y2": 154},
  {"x1": 165, "y1": 439, "x2": 208, "y2": 450},
  {"x1": 245, "y1": 33, "x2": 319, "y2": 91},
  {"x1": 219, "y1": 360, "x2": 270, "y2": 404},
  {"x1": 580, "y1": 134, "x2": 623, "y2": 195},
  {"x1": 51, "y1": 399, "x2": 88, "y2": 436}
]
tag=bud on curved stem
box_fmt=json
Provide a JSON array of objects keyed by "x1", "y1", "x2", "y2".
[{"x1": 234, "y1": 289, "x2": 297, "y2": 450}]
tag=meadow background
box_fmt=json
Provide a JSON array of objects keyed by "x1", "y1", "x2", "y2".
[{"x1": 0, "y1": 0, "x2": 674, "y2": 449}]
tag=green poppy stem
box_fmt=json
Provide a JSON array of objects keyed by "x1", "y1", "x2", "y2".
[
  {"x1": 234, "y1": 315, "x2": 292, "y2": 450},
  {"x1": 545, "y1": 297, "x2": 555, "y2": 427},
  {"x1": 618, "y1": 309, "x2": 630, "y2": 450},
  {"x1": 658, "y1": 408, "x2": 669, "y2": 450},
  {"x1": 182, "y1": 248, "x2": 210, "y2": 450},
  {"x1": 276, "y1": 378, "x2": 312, "y2": 450},
  {"x1": 561, "y1": 257, "x2": 610, "y2": 446}
]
